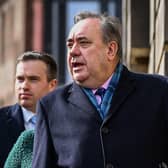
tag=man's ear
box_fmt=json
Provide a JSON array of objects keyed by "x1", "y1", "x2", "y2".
[
  {"x1": 49, "y1": 79, "x2": 58, "y2": 91},
  {"x1": 107, "y1": 41, "x2": 118, "y2": 60}
]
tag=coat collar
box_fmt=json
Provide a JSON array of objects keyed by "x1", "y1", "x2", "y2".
[
  {"x1": 67, "y1": 65, "x2": 136, "y2": 122},
  {"x1": 104, "y1": 65, "x2": 136, "y2": 121}
]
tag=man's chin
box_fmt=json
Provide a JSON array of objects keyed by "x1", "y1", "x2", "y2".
[
  {"x1": 20, "y1": 101, "x2": 32, "y2": 109},
  {"x1": 74, "y1": 77, "x2": 85, "y2": 85},
  {"x1": 75, "y1": 78, "x2": 92, "y2": 88},
  {"x1": 73, "y1": 74, "x2": 87, "y2": 82}
]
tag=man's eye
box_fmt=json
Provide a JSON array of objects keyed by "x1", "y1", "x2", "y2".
[
  {"x1": 80, "y1": 41, "x2": 88, "y2": 44},
  {"x1": 80, "y1": 41, "x2": 91, "y2": 47},
  {"x1": 67, "y1": 42, "x2": 73, "y2": 49},
  {"x1": 30, "y1": 77, "x2": 39, "y2": 82},
  {"x1": 16, "y1": 77, "x2": 24, "y2": 82}
]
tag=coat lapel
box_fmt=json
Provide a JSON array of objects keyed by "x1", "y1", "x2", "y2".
[
  {"x1": 6, "y1": 104, "x2": 25, "y2": 135},
  {"x1": 67, "y1": 82, "x2": 102, "y2": 122},
  {"x1": 105, "y1": 66, "x2": 136, "y2": 120}
]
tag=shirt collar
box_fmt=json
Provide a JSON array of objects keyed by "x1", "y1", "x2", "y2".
[
  {"x1": 22, "y1": 107, "x2": 36, "y2": 123},
  {"x1": 92, "y1": 75, "x2": 113, "y2": 94}
]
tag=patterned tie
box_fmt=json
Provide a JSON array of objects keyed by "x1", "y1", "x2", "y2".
[{"x1": 95, "y1": 88, "x2": 106, "y2": 105}]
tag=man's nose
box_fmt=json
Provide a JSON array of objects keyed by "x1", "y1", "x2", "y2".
[
  {"x1": 70, "y1": 44, "x2": 81, "y2": 56},
  {"x1": 21, "y1": 80, "x2": 30, "y2": 89}
]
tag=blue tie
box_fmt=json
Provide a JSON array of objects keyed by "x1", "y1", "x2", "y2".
[{"x1": 30, "y1": 115, "x2": 36, "y2": 126}]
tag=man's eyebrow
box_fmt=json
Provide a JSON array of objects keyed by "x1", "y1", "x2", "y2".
[
  {"x1": 28, "y1": 75, "x2": 40, "y2": 78},
  {"x1": 15, "y1": 75, "x2": 23, "y2": 79},
  {"x1": 77, "y1": 37, "x2": 88, "y2": 41},
  {"x1": 15, "y1": 75, "x2": 40, "y2": 79},
  {"x1": 66, "y1": 38, "x2": 73, "y2": 43},
  {"x1": 66, "y1": 36, "x2": 88, "y2": 42},
  {"x1": 66, "y1": 38, "x2": 73, "y2": 42}
]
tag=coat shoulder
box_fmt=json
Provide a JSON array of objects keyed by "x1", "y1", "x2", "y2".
[
  {"x1": 0, "y1": 104, "x2": 20, "y2": 116},
  {"x1": 41, "y1": 83, "x2": 74, "y2": 102},
  {"x1": 124, "y1": 65, "x2": 168, "y2": 86}
]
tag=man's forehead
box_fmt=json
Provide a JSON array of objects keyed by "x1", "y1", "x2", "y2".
[{"x1": 68, "y1": 18, "x2": 100, "y2": 39}]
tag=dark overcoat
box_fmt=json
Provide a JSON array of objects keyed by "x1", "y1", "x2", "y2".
[{"x1": 32, "y1": 66, "x2": 168, "y2": 168}]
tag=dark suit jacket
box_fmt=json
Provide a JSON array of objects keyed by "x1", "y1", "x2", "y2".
[
  {"x1": 0, "y1": 103, "x2": 25, "y2": 167},
  {"x1": 32, "y1": 66, "x2": 168, "y2": 168}
]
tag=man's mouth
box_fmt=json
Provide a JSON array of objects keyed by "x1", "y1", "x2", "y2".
[
  {"x1": 20, "y1": 93, "x2": 32, "y2": 99},
  {"x1": 72, "y1": 62, "x2": 84, "y2": 68}
]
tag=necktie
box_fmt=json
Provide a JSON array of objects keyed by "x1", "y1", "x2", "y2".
[
  {"x1": 95, "y1": 88, "x2": 106, "y2": 105},
  {"x1": 29, "y1": 115, "x2": 36, "y2": 126}
]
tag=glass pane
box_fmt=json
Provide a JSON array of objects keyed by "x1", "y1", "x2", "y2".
[
  {"x1": 66, "y1": 1, "x2": 99, "y2": 36},
  {"x1": 108, "y1": 0, "x2": 121, "y2": 18},
  {"x1": 108, "y1": 1, "x2": 117, "y2": 16}
]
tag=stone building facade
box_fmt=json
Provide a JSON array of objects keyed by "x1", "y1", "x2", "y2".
[
  {"x1": 0, "y1": 0, "x2": 27, "y2": 106},
  {"x1": 122, "y1": 0, "x2": 168, "y2": 75},
  {"x1": 0, "y1": 0, "x2": 167, "y2": 106},
  {"x1": 0, "y1": 0, "x2": 44, "y2": 106}
]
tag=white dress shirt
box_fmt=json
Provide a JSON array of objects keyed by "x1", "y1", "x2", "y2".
[{"x1": 22, "y1": 107, "x2": 36, "y2": 130}]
